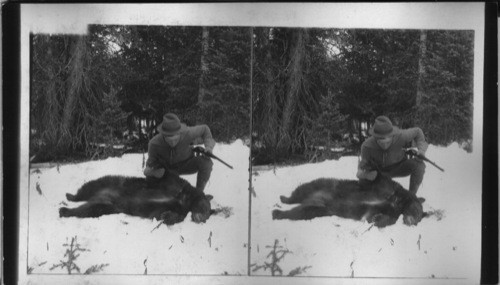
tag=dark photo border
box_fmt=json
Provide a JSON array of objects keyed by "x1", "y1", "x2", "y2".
[{"x1": 3, "y1": 3, "x2": 496, "y2": 285}]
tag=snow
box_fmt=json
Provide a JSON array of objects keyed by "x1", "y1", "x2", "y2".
[
  {"x1": 251, "y1": 143, "x2": 481, "y2": 282},
  {"x1": 22, "y1": 141, "x2": 481, "y2": 284},
  {"x1": 26, "y1": 140, "x2": 250, "y2": 279}
]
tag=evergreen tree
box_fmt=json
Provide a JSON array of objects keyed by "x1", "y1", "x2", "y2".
[
  {"x1": 31, "y1": 33, "x2": 126, "y2": 161},
  {"x1": 412, "y1": 30, "x2": 474, "y2": 146}
]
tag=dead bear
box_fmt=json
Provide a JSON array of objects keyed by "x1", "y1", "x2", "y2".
[
  {"x1": 272, "y1": 174, "x2": 424, "y2": 227},
  {"x1": 59, "y1": 174, "x2": 213, "y2": 225}
]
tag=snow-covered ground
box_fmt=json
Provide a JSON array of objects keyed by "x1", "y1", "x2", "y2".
[
  {"x1": 25, "y1": 140, "x2": 250, "y2": 278},
  {"x1": 21, "y1": 141, "x2": 481, "y2": 284},
  {"x1": 251, "y1": 143, "x2": 481, "y2": 281}
]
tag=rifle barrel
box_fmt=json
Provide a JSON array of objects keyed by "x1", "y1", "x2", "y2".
[
  {"x1": 424, "y1": 158, "x2": 444, "y2": 172},
  {"x1": 417, "y1": 154, "x2": 445, "y2": 172},
  {"x1": 194, "y1": 148, "x2": 234, "y2": 169},
  {"x1": 405, "y1": 149, "x2": 445, "y2": 172},
  {"x1": 212, "y1": 156, "x2": 234, "y2": 169}
]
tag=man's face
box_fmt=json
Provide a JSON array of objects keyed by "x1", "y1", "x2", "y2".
[
  {"x1": 376, "y1": 136, "x2": 393, "y2": 150},
  {"x1": 164, "y1": 134, "x2": 181, "y2": 147}
]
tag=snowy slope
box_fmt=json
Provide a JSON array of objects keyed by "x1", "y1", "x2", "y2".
[{"x1": 24, "y1": 141, "x2": 481, "y2": 284}]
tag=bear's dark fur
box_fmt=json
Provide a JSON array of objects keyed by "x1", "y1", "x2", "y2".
[
  {"x1": 272, "y1": 174, "x2": 424, "y2": 227},
  {"x1": 59, "y1": 174, "x2": 213, "y2": 225}
]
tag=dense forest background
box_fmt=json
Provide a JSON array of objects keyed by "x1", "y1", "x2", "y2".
[
  {"x1": 31, "y1": 25, "x2": 251, "y2": 162},
  {"x1": 252, "y1": 28, "x2": 474, "y2": 164},
  {"x1": 30, "y1": 26, "x2": 474, "y2": 164}
]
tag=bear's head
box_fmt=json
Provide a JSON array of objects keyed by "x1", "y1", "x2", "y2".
[
  {"x1": 402, "y1": 197, "x2": 424, "y2": 226},
  {"x1": 189, "y1": 192, "x2": 213, "y2": 224},
  {"x1": 381, "y1": 180, "x2": 424, "y2": 226}
]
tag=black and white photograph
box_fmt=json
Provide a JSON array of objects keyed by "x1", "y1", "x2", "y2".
[
  {"x1": 26, "y1": 23, "x2": 252, "y2": 276},
  {"x1": 250, "y1": 26, "x2": 480, "y2": 279},
  {"x1": 13, "y1": 3, "x2": 489, "y2": 285}
]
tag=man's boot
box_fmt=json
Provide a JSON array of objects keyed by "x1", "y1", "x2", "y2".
[{"x1": 409, "y1": 182, "x2": 426, "y2": 203}]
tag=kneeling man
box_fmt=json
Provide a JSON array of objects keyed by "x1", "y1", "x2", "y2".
[
  {"x1": 144, "y1": 113, "x2": 215, "y2": 192},
  {"x1": 356, "y1": 116, "x2": 428, "y2": 195}
]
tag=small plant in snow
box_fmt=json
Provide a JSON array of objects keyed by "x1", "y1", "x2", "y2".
[
  {"x1": 50, "y1": 236, "x2": 109, "y2": 274},
  {"x1": 84, "y1": 264, "x2": 109, "y2": 275},
  {"x1": 287, "y1": 265, "x2": 312, "y2": 277},
  {"x1": 50, "y1": 236, "x2": 88, "y2": 274},
  {"x1": 251, "y1": 239, "x2": 311, "y2": 276},
  {"x1": 27, "y1": 261, "x2": 47, "y2": 274}
]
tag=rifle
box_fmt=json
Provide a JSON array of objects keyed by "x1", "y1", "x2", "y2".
[
  {"x1": 192, "y1": 146, "x2": 234, "y2": 169},
  {"x1": 405, "y1": 149, "x2": 444, "y2": 172}
]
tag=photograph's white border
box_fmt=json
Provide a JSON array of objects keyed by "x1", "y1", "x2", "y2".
[{"x1": 19, "y1": 3, "x2": 485, "y2": 285}]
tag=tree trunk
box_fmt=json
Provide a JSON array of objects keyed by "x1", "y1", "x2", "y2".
[
  {"x1": 281, "y1": 29, "x2": 308, "y2": 149},
  {"x1": 416, "y1": 30, "x2": 427, "y2": 107},
  {"x1": 198, "y1": 27, "x2": 209, "y2": 105},
  {"x1": 262, "y1": 28, "x2": 279, "y2": 147},
  {"x1": 43, "y1": 42, "x2": 60, "y2": 143},
  {"x1": 62, "y1": 36, "x2": 87, "y2": 143}
]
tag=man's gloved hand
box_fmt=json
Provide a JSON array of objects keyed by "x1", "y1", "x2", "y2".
[
  {"x1": 365, "y1": 170, "x2": 378, "y2": 181},
  {"x1": 406, "y1": 148, "x2": 418, "y2": 157},
  {"x1": 407, "y1": 148, "x2": 425, "y2": 161},
  {"x1": 193, "y1": 146, "x2": 205, "y2": 157},
  {"x1": 357, "y1": 169, "x2": 378, "y2": 181},
  {"x1": 144, "y1": 166, "x2": 165, "y2": 178},
  {"x1": 193, "y1": 146, "x2": 212, "y2": 156}
]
